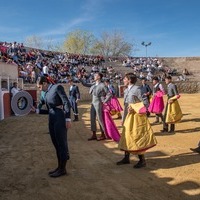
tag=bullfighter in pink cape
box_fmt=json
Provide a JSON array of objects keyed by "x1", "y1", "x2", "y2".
[
  {"x1": 149, "y1": 76, "x2": 165, "y2": 125},
  {"x1": 102, "y1": 103, "x2": 121, "y2": 142},
  {"x1": 104, "y1": 79, "x2": 123, "y2": 119}
]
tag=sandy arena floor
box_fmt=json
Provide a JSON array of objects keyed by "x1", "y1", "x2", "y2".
[{"x1": 0, "y1": 93, "x2": 200, "y2": 200}]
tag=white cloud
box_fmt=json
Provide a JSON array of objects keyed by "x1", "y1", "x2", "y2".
[
  {"x1": 38, "y1": 16, "x2": 92, "y2": 38},
  {"x1": 37, "y1": 0, "x2": 100, "y2": 38},
  {"x1": 32, "y1": 0, "x2": 106, "y2": 39}
]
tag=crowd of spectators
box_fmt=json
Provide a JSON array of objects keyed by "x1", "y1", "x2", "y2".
[
  {"x1": 120, "y1": 56, "x2": 182, "y2": 82},
  {"x1": 0, "y1": 41, "x2": 124, "y2": 85},
  {"x1": 0, "y1": 41, "x2": 189, "y2": 85}
]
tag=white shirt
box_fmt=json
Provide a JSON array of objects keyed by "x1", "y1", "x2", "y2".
[
  {"x1": 31, "y1": 70, "x2": 36, "y2": 78},
  {"x1": 154, "y1": 82, "x2": 165, "y2": 94},
  {"x1": 128, "y1": 84, "x2": 133, "y2": 91},
  {"x1": 43, "y1": 65, "x2": 49, "y2": 75},
  {"x1": 11, "y1": 87, "x2": 20, "y2": 96}
]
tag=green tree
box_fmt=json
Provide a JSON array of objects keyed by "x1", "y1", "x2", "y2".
[{"x1": 63, "y1": 30, "x2": 95, "y2": 54}]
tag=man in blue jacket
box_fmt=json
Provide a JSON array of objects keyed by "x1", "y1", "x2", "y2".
[{"x1": 68, "y1": 79, "x2": 80, "y2": 121}]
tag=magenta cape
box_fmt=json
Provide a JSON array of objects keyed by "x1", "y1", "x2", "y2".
[
  {"x1": 102, "y1": 104, "x2": 120, "y2": 142},
  {"x1": 149, "y1": 91, "x2": 164, "y2": 114}
]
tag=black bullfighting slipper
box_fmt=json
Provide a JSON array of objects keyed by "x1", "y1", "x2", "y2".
[
  {"x1": 190, "y1": 147, "x2": 200, "y2": 154},
  {"x1": 88, "y1": 136, "x2": 97, "y2": 141},
  {"x1": 133, "y1": 161, "x2": 146, "y2": 169},
  {"x1": 116, "y1": 158, "x2": 130, "y2": 165},
  {"x1": 49, "y1": 169, "x2": 67, "y2": 178},
  {"x1": 48, "y1": 168, "x2": 59, "y2": 175}
]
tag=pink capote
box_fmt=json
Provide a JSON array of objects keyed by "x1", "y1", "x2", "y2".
[
  {"x1": 102, "y1": 103, "x2": 121, "y2": 142},
  {"x1": 109, "y1": 96, "x2": 123, "y2": 112},
  {"x1": 148, "y1": 91, "x2": 165, "y2": 114}
]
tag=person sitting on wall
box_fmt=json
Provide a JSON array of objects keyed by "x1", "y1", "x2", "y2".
[
  {"x1": 182, "y1": 68, "x2": 190, "y2": 76},
  {"x1": 10, "y1": 82, "x2": 21, "y2": 97},
  {"x1": 10, "y1": 82, "x2": 24, "y2": 115}
]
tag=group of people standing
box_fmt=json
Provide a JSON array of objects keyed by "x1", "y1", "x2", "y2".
[
  {"x1": 141, "y1": 75, "x2": 183, "y2": 133},
  {"x1": 79, "y1": 72, "x2": 184, "y2": 169},
  {"x1": 78, "y1": 72, "x2": 124, "y2": 142},
  {"x1": 33, "y1": 71, "x2": 185, "y2": 178}
]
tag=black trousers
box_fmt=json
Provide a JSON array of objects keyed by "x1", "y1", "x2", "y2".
[{"x1": 49, "y1": 108, "x2": 69, "y2": 162}]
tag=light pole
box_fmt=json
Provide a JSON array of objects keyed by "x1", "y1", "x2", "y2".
[{"x1": 141, "y1": 41, "x2": 151, "y2": 57}]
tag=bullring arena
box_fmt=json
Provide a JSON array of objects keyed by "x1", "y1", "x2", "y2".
[{"x1": 0, "y1": 52, "x2": 200, "y2": 199}]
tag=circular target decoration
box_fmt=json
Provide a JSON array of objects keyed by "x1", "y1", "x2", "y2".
[{"x1": 11, "y1": 91, "x2": 33, "y2": 116}]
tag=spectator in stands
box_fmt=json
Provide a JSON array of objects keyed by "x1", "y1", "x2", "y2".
[
  {"x1": 107, "y1": 66, "x2": 114, "y2": 74},
  {"x1": 31, "y1": 67, "x2": 36, "y2": 83},
  {"x1": 139, "y1": 72, "x2": 145, "y2": 79},
  {"x1": 177, "y1": 74, "x2": 188, "y2": 81},
  {"x1": 0, "y1": 40, "x2": 176, "y2": 87},
  {"x1": 160, "y1": 72, "x2": 167, "y2": 81},
  {"x1": 146, "y1": 71, "x2": 153, "y2": 81},
  {"x1": 182, "y1": 68, "x2": 190, "y2": 76},
  {"x1": 43, "y1": 64, "x2": 49, "y2": 76}
]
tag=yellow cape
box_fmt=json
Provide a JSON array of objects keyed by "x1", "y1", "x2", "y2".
[
  {"x1": 166, "y1": 100, "x2": 183, "y2": 124},
  {"x1": 118, "y1": 103, "x2": 157, "y2": 154}
]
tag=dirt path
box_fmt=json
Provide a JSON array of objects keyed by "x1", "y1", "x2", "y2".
[{"x1": 0, "y1": 94, "x2": 200, "y2": 200}]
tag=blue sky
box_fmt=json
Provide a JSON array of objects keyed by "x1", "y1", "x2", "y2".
[{"x1": 1, "y1": 0, "x2": 200, "y2": 57}]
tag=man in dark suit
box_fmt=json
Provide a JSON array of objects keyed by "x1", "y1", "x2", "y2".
[
  {"x1": 68, "y1": 79, "x2": 80, "y2": 121},
  {"x1": 78, "y1": 72, "x2": 112, "y2": 141},
  {"x1": 34, "y1": 76, "x2": 71, "y2": 178}
]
